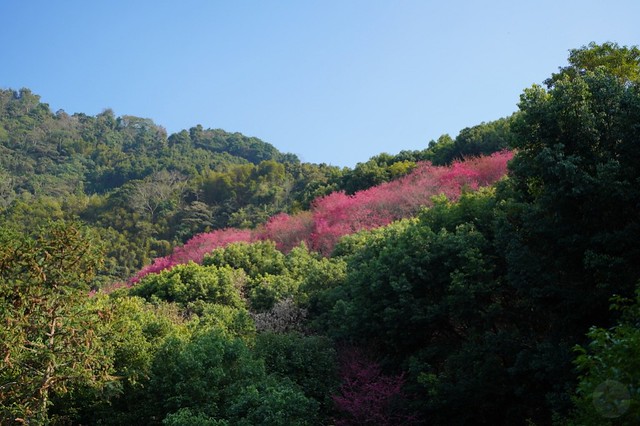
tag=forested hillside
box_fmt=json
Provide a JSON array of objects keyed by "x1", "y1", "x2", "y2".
[
  {"x1": 0, "y1": 89, "x2": 513, "y2": 284},
  {"x1": 2, "y1": 42, "x2": 640, "y2": 425}
]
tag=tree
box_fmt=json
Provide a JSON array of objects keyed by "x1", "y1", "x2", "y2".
[
  {"x1": 503, "y1": 57, "x2": 640, "y2": 336},
  {"x1": 0, "y1": 221, "x2": 112, "y2": 424},
  {"x1": 254, "y1": 332, "x2": 339, "y2": 409},
  {"x1": 566, "y1": 291, "x2": 640, "y2": 425},
  {"x1": 130, "y1": 262, "x2": 246, "y2": 310},
  {"x1": 224, "y1": 375, "x2": 320, "y2": 426},
  {"x1": 48, "y1": 296, "x2": 190, "y2": 425},
  {"x1": 0, "y1": 167, "x2": 15, "y2": 210},
  {"x1": 493, "y1": 42, "x2": 640, "y2": 420},
  {"x1": 545, "y1": 41, "x2": 640, "y2": 87},
  {"x1": 142, "y1": 329, "x2": 319, "y2": 425},
  {"x1": 203, "y1": 241, "x2": 287, "y2": 279},
  {"x1": 145, "y1": 331, "x2": 263, "y2": 423},
  {"x1": 331, "y1": 347, "x2": 413, "y2": 426},
  {"x1": 129, "y1": 170, "x2": 187, "y2": 220}
]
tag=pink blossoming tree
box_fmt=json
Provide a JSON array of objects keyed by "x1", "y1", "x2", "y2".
[{"x1": 130, "y1": 151, "x2": 512, "y2": 282}]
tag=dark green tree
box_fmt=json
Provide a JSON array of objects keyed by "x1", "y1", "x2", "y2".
[
  {"x1": 566, "y1": 291, "x2": 640, "y2": 425},
  {"x1": 254, "y1": 332, "x2": 339, "y2": 407},
  {"x1": 502, "y1": 62, "x2": 640, "y2": 338},
  {"x1": 494, "y1": 42, "x2": 640, "y2": 420}
]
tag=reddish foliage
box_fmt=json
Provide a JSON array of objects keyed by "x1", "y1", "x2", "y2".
[
  {"x1": 128, "y1": 152, "x2": 512, "y2": 281},
  {"x1": 257, "y1": 211, "x2": 314, "y2": 253},
  {"x1": 129, "y1": 228, "x2": 253, "y2": 284},
  {"x1": 290, "y1": 151, "x2": 512, "y2": 254},
  {"x1": 332, "y1": 347, "x2": 415, "y2": 426}
]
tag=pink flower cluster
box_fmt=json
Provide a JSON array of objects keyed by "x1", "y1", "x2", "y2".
[
  {"x1": 332, "y1": 347, "x2": 414, "y2": 426},
  {"x1": 259, "y1": 151, "x2": 513, "y2": 254},
  {"x1": 130, "y1": 151, "x2": 512, "y2": 283},
  {"x1": 129, "y1": 228, "x2": 252, "y2": 284}
]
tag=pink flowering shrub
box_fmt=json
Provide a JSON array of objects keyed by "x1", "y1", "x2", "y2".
[
  {"x1": 257, "y1": 211, "x2": 314, "y2": 253},
  {"x1": 463, "y1": 150, "x2": 514, "y2": 185},
  {"x1": 257, "y1": 151, "x2": 513, "y2": 255},
  {"x1": 130, "y1": 228, "x2": 253, "y2": 283},
  {"x1": 129, "y1": 152, "x2": 512, "y2": 282},
  {"x1": 332, "y1": 347, "x2": 415, "y2": 426}
]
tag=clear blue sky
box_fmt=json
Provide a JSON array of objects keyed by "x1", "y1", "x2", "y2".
[{"x1": 1, "y1": 1, "x2": 638, "y2": 167}]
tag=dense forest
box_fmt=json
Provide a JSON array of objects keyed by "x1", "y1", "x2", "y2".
[{"x1": 1, "y1": 42, "x2": 640, "y2": 425}]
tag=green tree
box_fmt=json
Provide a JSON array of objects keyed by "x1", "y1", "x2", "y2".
[
  {"x1": 146, "y1": 331, "x2": 264, "y2": 423},
  {"x1": 493, "y1": 42, "x2": 640, "y2": 420},
  {"x1": 203, "y1": 241, "x2": 287, "y2": 279},
  {"x1": 545, "y1": 41, "x2": 640, "y2": 87},
  {"x1": 254, "y1": 332, "x2": 339, "y2": 405},
  {"x1": 163, "y1": 408, "x2": 229, "y2": 426},
  {"x1": 502, "y1": 64, "x2": 640, "y2": 337},
  {"x1": 341, "y1": 159, "x2": 388, "y2": 194},
  {"x1": 0, "y1": 168, "x2": 15, "y2": 210},
  {"x1": 566, "y1": 291, "x2": 640, "y2": 425},
  {"x1": 224, "y1": 376, "x2": 319, "y2": 426},
  {"x1": 130, "y1": 262, "x2": 246, "y2": 310},
  {"x1": 0, "y1": 221, "x2": 112, "y2": 424},
  {"x1": 322, "y1": 201, "x2": 515, "y2": 423},
  {"x1": 246, "y1": 273, "x2": 300, "y2": 311},
  {"x1": 49, "y1": 296, "x2": 190, "y2": 425},
  {"x1": 426, "y1": 134, "x2": 455, "y2": 165},
  {"x1": 192, "y1": 303, "x2": 256, "y2": 341}
]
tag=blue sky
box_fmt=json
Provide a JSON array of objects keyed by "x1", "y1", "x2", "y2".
[{"x1": 1, "y1": 1, "x2": 638, "y2": 167}]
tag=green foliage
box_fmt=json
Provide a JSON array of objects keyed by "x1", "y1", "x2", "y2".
[
  {"x1": 191, "y1": 303, "x2": 256, "y2": 341},
  {"x1": 320, "y1": 203, "x2": 519, "y2": 423},
  {"x1": 0, "y1": 221, "x2": 111, "y2": 424},
  {"x1": 493, "y1": 42, "x2": 640, "y2": 421},
  {"x1": 98, "y1": 296, "x2": 188, "y2": 386},
  {"x1": 287, "y1": 162, "x2": 343, "y2": 210},
  {"x1": 501, "y1": 60, "x2": 640, "y2": 337},
  {"x1": 447, "y1": 117, "x2": 515, "y2": 162},
  {"x1": 341, "y1": 158, "x2": 390, "y2": 194},
  {"x1": 139, "y1": 329, "x2": 319, "y2": 425},
  {"x1": 224, "y1": 376, "x2": 320, "y2": 426},
  {"x1": 163, "y1": 408, "x2": 229, "y2": 426},
  {"x1": 324, "y1": 216, "x2": 500, "y2": 354},
  {"x1": 147, "y1": 331, "x2": 264, "y2": 422},
  {"x1": 187, "y1": 125, "x2": 294, "y2": 165},
  {"x1": 201, "y1": 240, "x2": 347, "y2": 314},
  {"x1": 420, "y1": 187, "x2": 498, "y2": 235},
  {"x1": 426, "y1": 134, "x2": 456, "y2": 165},
  {"x1": 254, "y1": 332, "x2": 339, "y2": 404},
  {"x1": 204, "y1": 241, "x2": 287, "y2": 278},
  {"x1": 2, "y1": 43, "x2": 639, "y2": 425},
  {"x1": 203, "y1": 241, "x2": 304, "y2": 311},
  {"x1": 1, "y1": 88, "x2": 348, "y2": 282},
  {"x1": 289, "y1": 244, "x2": 347, "y2": 310},
  {"x1": 565, "y1": 291, "x2": 640, "y2": 425},
  {"x1": 546, "y1": 41, "x2": 640, "y2": 87},
  {"x1": 427, "y1": 117, "x2": 516, "y2": 165},
  {"x1": 130, "y1": 262, "x2": 246, "y2": 309},
  {"x1": 246, "y1": 273, "x2": 301, "y2": 311},
  {"x1": 50, "y1": 295, "x2": 189, "y2": 424},
  {"x1": 341, "y1": 115, "x2": 515, "y2": 173}
]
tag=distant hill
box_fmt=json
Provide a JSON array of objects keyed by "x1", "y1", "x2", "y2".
[{"x1": 0, "y1": 88, "x2": 298, "y2": 196}]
